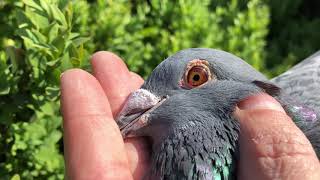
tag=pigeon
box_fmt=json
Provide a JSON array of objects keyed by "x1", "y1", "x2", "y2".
[{"x1": 116, "y1": 48, "x2": 320, "y2": 180}]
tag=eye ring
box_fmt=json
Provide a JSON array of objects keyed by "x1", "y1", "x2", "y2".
[{"x1": 181, "y1": 59, "x2": 214, "y2": 89}]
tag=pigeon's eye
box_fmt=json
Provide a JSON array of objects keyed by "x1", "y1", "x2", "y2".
[
  {"x1": 187, "y1": 66, "x2": 209, "y2": 87},
  {"x1": 180, "y1": 59, "x2": 213, "y2": 89}
]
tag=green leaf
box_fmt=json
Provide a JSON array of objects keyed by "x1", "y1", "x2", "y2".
[
  {"x1": 49, "y1": 4, "x2": 67, "y2": 27},
  {"x1": 11, "y1": 174, "x2": 20, "y2": 180},
  {"x1": 69, "y1": 32, "x2": 80, "y2": 40},
  {"x1": 78, "y1": 44, "x2": 85, "y2": 67},
  {"x1": 24, "y1": 7, "x2": 49, "y2": 29},
  {"x1": 70, "y1": 57, "x2": 80, "y2": 67},
  {"x1": 0, "y1": 82, "x2": 10, "y2": 96},
  {"x1": 46, "y1": 58, "x2": 60, "y2": 67},
  {"x1": 58, "y1": 0, "x2": 69, "y2": 10},
  {"x1": 60, "y1": 52, "x2": 72, "y2": 71},
  {"x1": 39, "y1": 0, "x2": 52, "y2": 18},
  {"x1": 16, "y1": 28, "x2": 39, "y2": 45},
  {"x1": 45, "y1": 86, "x2": 60, "y2": 101},
  {"x1": 47, "y1": 23, "x2": 59, "y2": 42},
  {"x1": 6, "y1": 46, "x2": 18, "y2": 72},
  {"x1": 39, "y1": 101, "x2": 55, "y2": 116},
  {"x1": 72, "y1": 37, "x2": 90, "y2": 47},
  {"x1": 22, "y1": 0, "x2": 42, "y2": 11},
  {"x1": 32, "y1": 30, "x2": 47, "y2": 43},
  {"x1": 0, "y1": 86, "x2": 10, "y2": 95},
  {"x1": 51, "y1": 35, "x2": 65, "y2": 53}
]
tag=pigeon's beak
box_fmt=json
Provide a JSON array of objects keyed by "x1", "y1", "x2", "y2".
[{"x1": 116, "y1": 89, "x2": 167, "y2": 138}]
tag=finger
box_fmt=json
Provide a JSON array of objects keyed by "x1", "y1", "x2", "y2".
[
  {"x1": 91, "y1": 52, "x2": 150, "y2": 179},
  {"x1": 91, "y1": 51, "x2": 144, "y2": 116},
  {"x1": 130, "y1": 71, "x2": 144, "y2": 86},
  {"x1": 235, "y1": 94, "x2": 320, "y2": 180},
  {"x1": 124, "y1": 137, "x2": 151, "y2": 178},
  {"x1": 61, "y1": 69, "x2": 132, "y2": 180}
]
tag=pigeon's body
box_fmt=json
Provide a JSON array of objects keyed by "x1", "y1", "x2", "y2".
[
  {"x1": 272, "y1": 50, "x2": 320, "y2": 108},
  {"x1": 271, "y1": 51, "x2": 320, "y2": 157},
  {"x1": 116, "y1": 48, "x2": 320, "y2": 180}
]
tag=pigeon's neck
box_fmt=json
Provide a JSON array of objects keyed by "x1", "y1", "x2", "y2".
[
  {"x1": 286, "y1": 104, "x2": 318, "y2": 123},
  {"x1": 277, "y1": 95, "x2": 319, "y2": 124},
  {"x1": 147, "y1": 124, "x2": 239, "y2": 179}
]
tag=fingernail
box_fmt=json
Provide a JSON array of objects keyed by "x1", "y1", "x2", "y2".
[{"x1": 237, "y1": 93, "x2": 285, "y2": 113}]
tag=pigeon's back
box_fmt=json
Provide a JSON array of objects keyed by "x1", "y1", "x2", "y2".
[
  {"x1": 271, "y1": 51, "x2": 320, "y2": 109},
  {"x1": 271, "y1": 51, "x2": 320, "y2": 157}
]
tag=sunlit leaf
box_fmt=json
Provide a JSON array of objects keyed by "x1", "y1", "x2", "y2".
[
  {"x1": 10, "y1": 174, "x2": 20, "y2": 180},
  {"x1": 49, "y1": 4, "x2": 67, "y2": 27},
  {"x1": 22, "y1": 0, "x2": 42, "y2": 11}
]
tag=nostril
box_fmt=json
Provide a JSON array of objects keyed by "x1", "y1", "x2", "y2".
[{"x1": 162, "y1": 95, "x2": 169, "y2": 99}]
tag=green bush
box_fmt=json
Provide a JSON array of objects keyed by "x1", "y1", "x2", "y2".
[
  {"x1": 0, "y1": 0, "x2": 270, "y2": 179},
  {"x1": 266, "y1": 0, "x2": 320, "y2": 76},
  {"x1": 71, "y1": 0, "x2": 269, "y2": 77},
  {"x1": 0, "y1": 0, "x2": 89, "y2": 179}
]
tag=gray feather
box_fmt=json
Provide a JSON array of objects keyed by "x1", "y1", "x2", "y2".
[{"x1": 271, "y1": 50, "x2": 320, "y2": 108}]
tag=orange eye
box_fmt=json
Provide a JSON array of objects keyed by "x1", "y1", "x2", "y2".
[{"x1": 186, "y1": 66, "x2": 209, "y2": 87}]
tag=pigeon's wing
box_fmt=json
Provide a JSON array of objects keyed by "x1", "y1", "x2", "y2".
[
  {"x1": 271, "y1": 51, "x2": 320, "y2": 158},
  {"x1": 271, "y1": 51, "x2": 320, "y2": 109}
]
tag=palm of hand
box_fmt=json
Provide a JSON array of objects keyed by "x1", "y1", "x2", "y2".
[{"x1": 61, "y1": 52, "x2": 149, "y2": 179}]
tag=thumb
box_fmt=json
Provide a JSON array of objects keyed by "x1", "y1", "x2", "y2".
[{"x1": 234, "y1": 93, "x2": 320, "y2": 180}]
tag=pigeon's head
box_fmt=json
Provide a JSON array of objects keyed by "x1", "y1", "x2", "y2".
[{"x1": 117, "y1": 48, "x2": 274, "y2": 147}]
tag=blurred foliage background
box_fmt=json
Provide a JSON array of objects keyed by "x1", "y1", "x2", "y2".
[{"x1": 0, "y1": 0, "x2": 319, "y2": 179}]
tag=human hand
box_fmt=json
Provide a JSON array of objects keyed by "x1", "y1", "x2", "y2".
[
  {"x1": 235, "y1": 94, "x2": 320, "y2": 180},
  {"x1": 61, "y1": 52, "x2": 150, "y2": 179}
]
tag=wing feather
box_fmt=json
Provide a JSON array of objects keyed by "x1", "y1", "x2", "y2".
[{"x1": 271, "y1": 51, "x2": 320, "y2": 109}]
